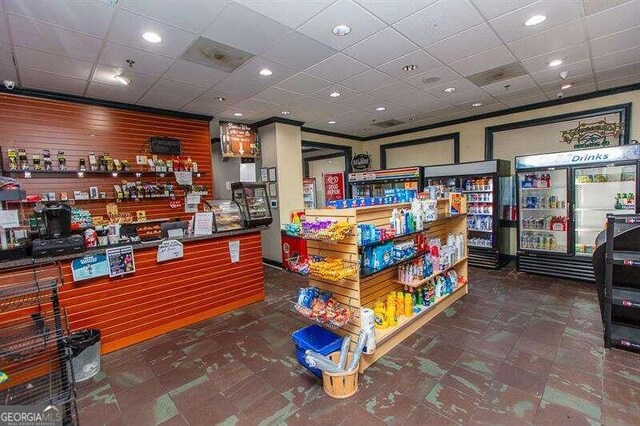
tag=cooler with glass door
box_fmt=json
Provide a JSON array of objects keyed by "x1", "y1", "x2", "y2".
[
  {"x1": 516, "y1": 145, "x2": 640, "y2": 281},
  {"x1": 424, "y1": 160, "x2": 511, "y2": 269},
  {"x1": 302, "y1": 178, "x2": 317, "y2": 209},
  {"x1": 349, "y1": 166, "x2": 422, "y2": 198}
]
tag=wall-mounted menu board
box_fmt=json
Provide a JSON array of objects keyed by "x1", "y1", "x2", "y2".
[
  {"x1": 220, "y1": 122, "x2": 260, "y2": 158},
  {"x1": 150, "y1": 136, "x2": 182, "y2": 155}
]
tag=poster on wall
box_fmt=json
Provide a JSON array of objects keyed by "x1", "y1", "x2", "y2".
[
  {"x1": 71, "y1": 253, "x2": 109, "y2": 281},
  {"x1": 323, "y1": 172, "x2": 345, "y2": 203},
  {"x1": 106, "y1": 245, "x2": 136, "y2": 278},
  {"x1": 560, "y1": 119, "x2": 623, "y2": 150},
  {"x1": 220, "y1": 122, "x2": 260, "y2": 158}
]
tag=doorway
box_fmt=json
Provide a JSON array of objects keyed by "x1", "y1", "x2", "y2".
[{"x1": 302, "y1": 141, "x2": 352, "y2": 208}]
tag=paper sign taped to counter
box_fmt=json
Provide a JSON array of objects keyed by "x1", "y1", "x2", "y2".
[
  {"x1": 174, "y1": 171, "x2": 193, "y2": 186},
  {"x1": 194, "y1": 212, "x2": 213, "y2": 235},
  {"x1": 0, "y1": 210, "x2": 20, "y2": 228},
  {"x1": 71, "y1": 253, "x2": 109, "y2": 281},
  {"x1": 106, "y1": 245, "x2": 136, "y2": 278},
  {"x1": 229, "y1": 240, "x2": 240, "y2": 263},
  {"x1": 157, "y1": 239, "x2": 184, "y2": 263}
]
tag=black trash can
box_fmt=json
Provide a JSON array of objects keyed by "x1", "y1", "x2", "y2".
[{"x1": 66, "y1": 329, "x2": 101, "y2": 382}]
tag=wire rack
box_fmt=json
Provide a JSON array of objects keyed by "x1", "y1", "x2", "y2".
[
  {"x1": 289, "y1": 297, "x2": 357, "y2": 329},
  {"x1": 0, "y1": 310, "x2": 69, "y2": 364},
  {"x1": 300, "y1": 222, "x2": 354, "y2": 243},
  {"x1": 308, "y1": 257, "x2": 360, "y2": 282},
  {"x1": 0, "y1": 279, "x2": 59, "y2": 312}
]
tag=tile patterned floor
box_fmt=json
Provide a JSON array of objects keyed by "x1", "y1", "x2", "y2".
[{"x1": 75, "y1": 265, "x2": 640, "y2": 425}]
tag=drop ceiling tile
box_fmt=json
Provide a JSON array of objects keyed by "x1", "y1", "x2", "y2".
[
  {"x1": 489, "y1": 0, "x2": 583, "y2": 43},
  {"x1": 501, "y1": 93, "x2": 549, "y2": 107},
  {"x1": 354, "y1": 0, "x2": 437, "y2": 24},
  {"x1": 297, "y1": 0, "x2": 386, "y2": 50},
  {"x1": 145, "y1": 78, "x2": 207, "y2": 100},
  {"x1": 213, "y1": 74, "x2": 272, "y2": 97},
  {"x1": 305, "y1": 53, "x2": 369, "y2": 82},
  {"x1": 343, "y1": 27, "x2": 417, "y2": 67},
  {"x1": 423, "y1": 78, "x2": 480, "y2": 99},
  {"x1": 403, "y1": 67, "x2": 460, "y2": 90},
  {"x1": 138, "y1": 93, "x2": 191, "y2": 111},
  {"x1": 0, "y1": 64, "x2": 17, "y2": 82},
  {"x1": 595, "y1": 61, "x2": 640, "y2": 81},
  {"x1": 376, "y1": 50, "x2": 441, "y2": 79},
  {"x1": 121, "y1": 0, "x2": 228, "y2": 33},
  {"x1": 435, "y1": 86, "x2": 488, "y2": 104},
  {"x1": 216, "y1": 109, "x2": 259, "y2": 121},
  {"x1": 163, "y1": 59, "x2": 230, "y2": 88},
  {"x1": 98, "y1": 42, "x2": 174, "y2": 77},
  {"x1": 15, "y1": 46, "x2": 93, "y2": 79},
  {"x1": 0, "y1": 10, "x2": 9, "y2": 42},
  {"x1": 339, "y1": 109, "x2": 378, "y2": 122},
  {"x1": 425, "y1": 23, "x2": 501, "y2": 63},
  {"x1": 253, "y1": 87, "x2": 305, "y2": 104},
  {"x1": 542, "y1": 82, "x2": 597, "y2": 98},
  {"x1": 521, "y1": 42, "x2": 590, "y2": 73},
  {"x1": 586, "y1": 0, "x2": 640, "y2": 39},
  {"x1": 402, "y1": 97, "x2": 450, "y2": 113},
  {"x1": 290, "y1": 96, "x2": 335, "y2": 113},
  {"x1": 340, "y1": 93, "x2": 381, "y2": 108},
  {"x1": 597, "y1": 72, "x2": 640, "y2": 89},
  {"x1": 393, "y1": 0, "x2": 483, "y2": 47},
  {"x1": 232, "y1": 56, "x2": 297, "y2": 85},
  {"x1": 472, "y1": 0, "x2": 536, "y2": 20},
  {"x1": 390, "y1": 90, "x2": 445, "y2": 108},
  {"x1": 457, "y1": 102, "x2": 505, "y2": 114},
  {"x1": 87, "y1": 81, "x2": 145, "y2": 103},
  {"x1": 234, "y1": 0, "x2": 334, "y2": 29},
  {"x1": 368, "y1": 80, "x2": 416, "y2": 99},
  {"x1": 261, "y1": 32, "x2": 336, "y2": 70},
  {"x1": 448, "y1": 45, "x2": 516, "y2": 76},
  {"x1": 539, "y1": 72, "x2": 595, "y2": 91},
  {"x1": 275, "y1": 72, "x2": 333, "y2": 94},
  {"x1": 109, "y1": 9, "x2": 198, "y2": 58},
  {"x1": 92, "y1": 65, "x2": 158, "y2": 93},
  {"x1": 6, "y1": 0, "x2": 115, "y2": 37},
  {"x1": 590, "y1": 26, "x2": 640, "y2": 58},
  {"x1": 482, "y1": 74, "x2": 538, "y2": 95},
  {"x1": 311, "y1": 85, "x2": 360, "y2": 101},
  {"x1": 584, "y1": 0, "x2": 633, "y2": 15},
  {"x1": 593, "y1": 47, "x2": 640, "y2": 71},
  {"x1": 340, "y1": 69, "x2": 397, "y2": 92},
  {"x1": 531, "y1": 59, "x2": 593, "y2": 84},
  {"x1": 0, "y1": 42, "x2": 14, "y2": 69},
  {"x1": 9, "y1": 15, "x2": 103, "y2": 62},
  {"x1": 508, "y1": 20, "x2": 586, "y2": 59},
  {"x1": 233, "y1": 97, "x2": 279, "y2": 113},
  {"x1": 494, "y1": 86, "x2": 546, "y2": 102},
  {"x1": 200, "y1": 88, "x2": 247, "y2": 105},
  {"x1": 20, "y1": 68, "x2": 87, "y2": 95},
  {"x1": 202, "y1": 2, "x2": 290, "y2": 55}
]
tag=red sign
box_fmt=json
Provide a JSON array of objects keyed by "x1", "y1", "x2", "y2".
[{"x1": 323, "y1": 172, "x2": 345, "y2": 203}]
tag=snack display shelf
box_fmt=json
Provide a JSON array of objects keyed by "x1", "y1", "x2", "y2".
[
  {"x1": 374, "y1": 282, "x2": 468, "y2": 344},
  {"x1": 394, "y1": 257, "x2": 468, "y2": 288},
  {"x1": 309, "y1": 257, "x2": 360, "y2": 282},
  {"x1": 461, "y1": 190, "x2": 493, "y2": 193},
  {"x1": 289, "y1": 298, "x2": 357, "y2": 329},
  {"x1": 522, "y1": 208, "x2": 567, "y2": 211},
  {"x1": 521, "y1": 187, "x2": 565, "y2": 190},
  {"x1": 358, "y1": 229, "x2": 426, "y2": 250},
  {"x1": 468, "y1": 228, "x2": 492, "y2": 233},
  {"x1": 360, "y1": 251, "x2": 424, "y2": 279},
  {"x1": 521, "y1": 228, "x2": 567, "y2": 233}
]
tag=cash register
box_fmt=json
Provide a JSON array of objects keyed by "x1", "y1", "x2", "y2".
[{"x1": 32, "y1": 203, "x2": 85, "y2": 258}]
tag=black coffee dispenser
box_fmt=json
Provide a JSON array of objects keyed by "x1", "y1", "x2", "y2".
[{"x1": 39, "y1": 202, "x2": 72, "y2": 239}]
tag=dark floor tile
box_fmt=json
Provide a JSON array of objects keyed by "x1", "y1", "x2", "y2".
[
  {"x1": 603, "y1": 361, "x2": 640, "y2": 390},
  {"x1": 166, "y1": 374, "x2": 219, "y2": 412},
  {"x1": 357, "y1": 387, "x2": 419, "y2": 425},
  {"x1": 534, "y1": 398, "x2": 601, "y2": 426},
  {"x1": 120, "y1": 394, "x2": 179, "y2": 426},
  {"x1": 454, "y1": 351, "x2": 503, "y2": 379},
  {"x1": 505, "y1": 349, "x2": 554, "y2": 376},
  {"x1": 439, "y1": 365, "x2": 493, "y2": 400},
  {"x1": 115, "y1": 377, "x2": 167, "y2": 414},
  {"x1": 402, "y1": 404, "x2": 458, "y2": 425},
  {"x1": 424, "y1": 382, "x2": 481, "y2": 424},
  {"x1": 601, "y1": 400, "x2": 640, "y2": 426},
  {"x1": 602, "y1": 378, "x2": 640, "y2": 414},
  {"x1": 512, "y1": 336, "x2": 558, "y2": 360},
  {"x1": 480, "y1": 381, "x2": 541, "y2": 423},
  {"x1": 604, "y1": 348, "x2": 640, "y2": 372},
  {"x1": 554, "y1": 346, "x2": 604, "y2": 375},
  {"x1": 495, "y1": 363, "x2": 547, "y2": 398}
]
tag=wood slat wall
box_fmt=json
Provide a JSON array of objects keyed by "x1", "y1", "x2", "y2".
[
  {"x1": 0, "y1": 93, "x2": 267, "y2": 354},
  {"x1": 0, "y1": 93, "x2": 212, "y2": 220}
]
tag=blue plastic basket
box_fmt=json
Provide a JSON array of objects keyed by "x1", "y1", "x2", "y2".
[{"x1": 291, "y1": 325, "x2": 343, "y2": 378}]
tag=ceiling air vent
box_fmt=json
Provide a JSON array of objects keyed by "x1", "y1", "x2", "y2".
[
  {"x1": 372, "y1": 119, "x2": 404, "y2": 128},
  {"x1": 180, "y1": 37, "x2": 254, "y2": 73},
  {"x1": 466, "y1": 62, "x2": 527, "y2": 87}
]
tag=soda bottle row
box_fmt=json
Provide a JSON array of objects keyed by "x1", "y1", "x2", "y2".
[
  {"x1": 521, "y1": 232, "x2": 558, "y2": 250},
  {"x1": 469, "y1": 237, "x2": 491, "y2": 247},
  {"x1": 466, "y1": 193, "x2": 492, "y2": 202},
  {"x1": 522, "y1": 216, "x2": 567, "y2": 231},
  {"x1": 523, "y1": 195, "x2": 566, "y2": 209},
  {"x1": 468, "y1": 203, "x2": 492, "y2": 214},
  {"x1": 467, "y1": 216, "x2": 492, "y2": 231},
  {"x1": 522, "y1": 172, "x2": 552, "y2": 188},
  {"x1": 464, "y1": 177, "x2": 493, "y2": 191}
]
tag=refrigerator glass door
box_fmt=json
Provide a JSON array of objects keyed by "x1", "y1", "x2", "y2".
[
  {"x1": 518, "y1": 169, "x2": 569, "y2": 253},
  {"x1": 463, "y1": 176, "x2": 495, "y2": 249},
  {"x1": 352, "y1": 180, "x2": 418, "y2": 197},
  {"x1": 573, "y1": 164, "x2": 636, "y2": 256},
  {"x1": 302, "y1": 179, "x2": 316, "y2": 209}
]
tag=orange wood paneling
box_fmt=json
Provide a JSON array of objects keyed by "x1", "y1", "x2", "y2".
[
  {"x1": 0, "y1": 93, "x2": 212, "y2": 220},
  {"x1": 0, "y1": 93, "x2": 266, "y2": 354}
]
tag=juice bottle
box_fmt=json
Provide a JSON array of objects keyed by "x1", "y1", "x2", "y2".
[
  {"x1": 373, "y1": 300, "x2": 388, "y2": 329},
  {"x1": 404, "y1": 292, "x2": 413, "y2": 317},
  {"x1": 387, "y1": 302, "x2": 397, "y2": 326}
]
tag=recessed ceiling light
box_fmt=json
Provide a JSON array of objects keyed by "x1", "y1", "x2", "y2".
[
  {"x1": 281, "y1": 110, "x2": 290, "y2": 115},
  {"x1": 376, "y1": 106, "x2": 386, "y2": 111},
  {"x1": 141, "y1": 32, "x2": 162, "y2": 43},
  {"x1": 561, "y1": 83, "x2": 572, "y2": 90},
  {"x1": 233, "y1": 112, "x2": 243, "y2": 117},
  {"x1": 402, "y1": 64, "x2": 417, "y2": 72},
  {"x1": 328, "y1": 120, "x2": 336, "y2": 124},
  {"x1": 329, "y1": 91, "x2": 341, "y2": 98},
  {"x1": 524, "y1": 15, "x2": 547, "y2": 26},
  {"x1": 471, "y1": 102, "x2": 482, "y2": 107},
  {"x1": 548, "y1": 59, "x2": 563, "y2": 67},
  {"x1": 410, "y1": 116, "x2": 417, "y2": 121},
  {"x1": 259, "y1": 68, "x2": 273, "y2": 76},
  {"x1": 443, "y1": 87, "x2": 456, "y2": 93},
  {"x1": 332, "y1": 24, "x2": 351, "y2": 36},
  {"x1": 214, "y1": 96, "x2": 225, "y2": 102},
  {"x1": 113, "y1": 74, "x2": 131, "y2": 86}
]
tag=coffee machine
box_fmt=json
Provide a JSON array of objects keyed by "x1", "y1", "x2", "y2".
[{"x1": 32, "y1": 202, "x2": 84, "y2": 258}]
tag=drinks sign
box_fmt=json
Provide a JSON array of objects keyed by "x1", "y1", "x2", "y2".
[
  {"x1": 323, "y1": 172, "x2": 345, "y2": 203},
  {"x1": 561, "y1": 119, "x2": 623, "y2": 150},
  {"x1": 516, "y1": 145, "x2": 640, "y2": 169},
  {"x1": 220, "y1": 122, "x2": 260, "y2": 158},
  {"x1": 351, "y1": 153, "x2": 371, "y2": 171}
]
